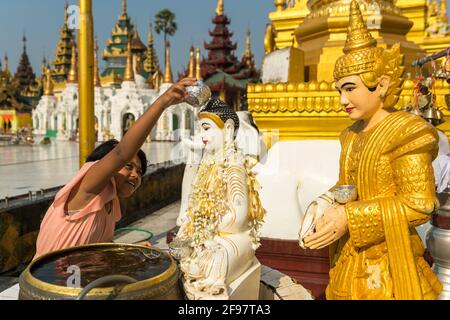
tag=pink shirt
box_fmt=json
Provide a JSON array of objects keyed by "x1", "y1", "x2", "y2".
[{"x1": 33, "y1": 161, "x2": 121, "y2": 260}]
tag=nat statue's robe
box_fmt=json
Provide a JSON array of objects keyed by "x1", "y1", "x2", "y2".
[{"x1": 327, "y1": 111, "x2": 443, "y2": 300}]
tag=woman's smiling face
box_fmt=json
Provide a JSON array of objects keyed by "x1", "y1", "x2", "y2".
[{"x1": 114, "y1": 154, "x2": 142, "y2": 198}]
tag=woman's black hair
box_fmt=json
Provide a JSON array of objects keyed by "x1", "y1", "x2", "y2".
[{"x1": 86, "y1": 139, "x2": 148, "y2": 175}]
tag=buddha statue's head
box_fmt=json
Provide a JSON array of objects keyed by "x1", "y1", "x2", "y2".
[
  {"x1": 333, "y1": 0, "x2": 404, "y2": 122},
  {"x1": 198, "y1": 98, "x2": 240, "y2": 154}
]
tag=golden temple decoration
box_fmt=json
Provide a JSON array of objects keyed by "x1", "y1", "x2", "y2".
[
  {"x1": 3, "y1": 54, "x2": 9, "y2": 74},
  {"x1": 188, "y1": 46, "x2": 195, "y2": 78},
  {"x1": 44, "y1": 68, "x2": 54, "y2": 96},
  {"x1": 216, "y1": 0, "x2": 224, "y2": 16},
  {"x1": 51, "y1": 1, "x2": 75, "y2": 84},
  {"x1": 195, "y1": 48, "x2": 202, "y2": 80},
  {"x1": 67, "y1": 41, "x2": 78, "y2": 84},
  {"x1": 124, "y1": 38, "x2": 134, "y2": 81},
  {"x1": 439, "y1": 0, "x2": 448, "y2": 24},
  {"x1": 242, "y1": 30, "x2": 254, "y2": 64},
  {"x1": 94, "y1": 37, "x2": 101, "y2": 87},
  {"x1": 397, "y1": 0, "x2": 450, "y2": 53},
  {"x1": 275, "y1": 0, "x2": 286, "y2": 12},
  {"x1": 264, "y1": 24, "x2": 277, "y2": 54},
  {"x1": 163, "y1": 43, "x2": 173, "y2": 83},
  {"x1": 144, "y1": 22, "x2": 159, "y2": 75},
  {"x1": 269, "y1": 0, "x2": 309, "y2": 49},
  {"x1": 122, "y1": 0, "x2": 127, "y2": 17},
  {"x1": 250, "y1": 0, "x2": 450, "y2": 144}
]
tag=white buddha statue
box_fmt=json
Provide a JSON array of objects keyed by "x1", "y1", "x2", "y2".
[{"x1": 175, "y1": 98, "x2": 265, "y2": 300}]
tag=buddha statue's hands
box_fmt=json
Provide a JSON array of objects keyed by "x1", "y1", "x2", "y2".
[{"x1": 304, "y1": 205, "x2": 348, "y2": 249}]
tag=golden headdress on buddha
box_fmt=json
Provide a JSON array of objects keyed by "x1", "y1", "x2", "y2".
[{"x1": 334, "y1": 0, "x2": 404, "y2": 108}]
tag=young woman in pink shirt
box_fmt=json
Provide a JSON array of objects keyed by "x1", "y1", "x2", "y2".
[{"x1": 34, "y1": 77, "x2": 196, "y2": 260}]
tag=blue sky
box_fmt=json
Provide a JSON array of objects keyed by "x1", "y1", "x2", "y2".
[
  {"x1": 0, "y1": 0, "x2": 274, "y2": 78},
  {"x1": 0, "y1": 0, "x2": 449, "y2": 78}
]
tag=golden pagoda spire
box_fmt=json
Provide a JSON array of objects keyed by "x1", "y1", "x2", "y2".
[
  {"x1": 148, "y1": 21, "x2": 154, "y2": 46},
  {"x1": 343, "y1": 0, "x2": 377, "y2": 54},
  {"x1": 64, "y1": 0, "x2": 69, "y2": 25},
  {"x1": 216, "y1": 0, "x2": 224, "y2": 16},
  {"x1": 41, "y1": 56, "x2": 47, "y2": 77},
  {"x1": 124, "y1": 37, "x2": 134, "y2": 81},
  {"x1": 243, "y1": 29, "x2": 254, "y2": 63},
  {"x1": 439, "y1": 0, "x2": 448, "y2": 23},
  {"x1": 44, "y1": 67, "x2": 54, "y2": 96},
  {"x1": 22, "y1": 33, "x2": 27, "y2": 52},
  {"x1": 188, "y1": 46, "x2": 195, "y2": 78},
  {"x1": 163, "y1": 42, "x2": 173, "y2": 83},
  {"x1": 3, "y1": 54, "x2": 8, "y2": 72},
  {"x1": 67, "y1": 40, "x2": 78, "y2": 83},
  {"x1": 122, "y1": 0, "x2": 127, "y2": 16},
  {"x1": 195, "y1": 47, "x2": 202, "y2": 80},
  {"x1": 94, "y1": 37, "x2": 101, "y2": 87}
]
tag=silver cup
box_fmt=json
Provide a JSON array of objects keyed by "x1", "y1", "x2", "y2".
[
  {"x1": 168, "y1": 238, "x2": 192, "y2": 261},
  {"x1": 185, "y1": 80, "x2": 211, "y2": 107},
  {"x1": 331, "y1": 185, "x2": 358, "y2": 204}
]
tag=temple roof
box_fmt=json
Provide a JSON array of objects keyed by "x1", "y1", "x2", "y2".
[
  {"x1": 14, "y1": 34, "x2": 36, "y2": 91},
  {"x1": 50, "y1": 1, "x2": 75, "y2": 84},
  {"x1": 195, "y1": 0, "x2": 260, "y2": 91}
]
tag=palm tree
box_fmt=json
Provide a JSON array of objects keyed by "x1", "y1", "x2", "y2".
[{"x1": 154, "y1": 9, "x2": 177, "y2": 49}]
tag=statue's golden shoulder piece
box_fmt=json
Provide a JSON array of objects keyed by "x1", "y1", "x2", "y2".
[{"x1": 384, "y1": 111, "x2": 439, "y2": 159}]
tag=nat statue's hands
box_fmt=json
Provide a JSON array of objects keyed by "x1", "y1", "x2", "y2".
[
  {"x1": 304, "y1": 204, "x2": 348, "y2": 250},
  {"x1": 158, "y1": 77, "x2": 197, "y2": 108}
]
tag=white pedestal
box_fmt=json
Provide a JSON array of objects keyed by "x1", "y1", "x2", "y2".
[{"x1": 184, "y1": 258, "x2": 261, "y2": 300}]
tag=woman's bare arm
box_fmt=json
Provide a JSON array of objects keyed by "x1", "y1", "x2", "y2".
[{"x1": 72, "y1": 77, "x2": 197, "y2": 203}]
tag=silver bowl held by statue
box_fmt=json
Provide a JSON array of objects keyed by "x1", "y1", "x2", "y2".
[
  {"x1": 185, "y1": 80, "x2": 211, "y2": 107},
  {"x1": 331, "y1": 185, "x2": 358, "y2": 204}
]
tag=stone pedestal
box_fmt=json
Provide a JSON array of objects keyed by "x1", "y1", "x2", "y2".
[{"x1": 183, "y1": 258, "x2": 261, "y2": 300}]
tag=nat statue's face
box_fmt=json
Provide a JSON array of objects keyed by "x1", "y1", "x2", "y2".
[
  {"x1": 200, "y1": 118, "x2": 224, "y2": 154},
  {"x1": 335, "y1": 75, "x2": 384, "y2": 122}
]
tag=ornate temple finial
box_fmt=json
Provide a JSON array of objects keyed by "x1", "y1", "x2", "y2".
[
  {"x1": 64, "y1": 0, "x2": 69, "y2": 24},
  {"x1": 67, "y1": 40, "x2": 78, "y2": 83},
  {"x1": 343, "y1": 0, "x2": 377, "y2": 54},
  {"x1": 439, "y1": 0, "x2": 448, "y2": 23},
  {"x1": 44, "y1": 68, "x2": 54, "y2": 96},
  {"x1": 163, "y1": 42, "x2": 174, "y2": 83},
  {"x1": 22, "y1": 33, "x2": 27, "y2": 52},
  {"x1": 122, "y1": 0, "x2": 127, "y2": 16},
  {"x1": 243, "y1": 29, "x2": 254, "y2": 63},
  {"x1": 196, "y1": 48, "x2": 202, "y2": 80},
  {"x1": 41, "y1": 55, "x2": 47, "y2": 76},
  {"x1": 429, "y1": 0, "x2": 438, "y2": 16},
  {"x1": 124, "y1": 36, "x2": 135, "y2": 81},
  {"x1": 4, "y1": 54, "x2": 8, "y2": 72},
  {"x1": 274, "y1": 0, "x2": 285, "y2": 11},
  {"x1": 94, "y1": 36, "x2": 101, "y2": 87},
  {"x1": 148, "y1": 21, "x2": 154, "y2": 46},
  {"x1": 188, "y1": 46, "x2": 195, "y2": 78},
  {"x1": 216, "y1": 0, "x2": 224, "y2": 16}
]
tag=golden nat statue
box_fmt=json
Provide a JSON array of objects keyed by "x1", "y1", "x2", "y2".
[{"x1": 303, "y1": 0, "x2": 443, "y2": 300}]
